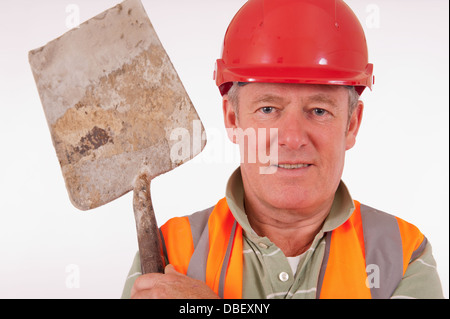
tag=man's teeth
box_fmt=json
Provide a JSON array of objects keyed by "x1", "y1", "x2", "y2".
[{"x1": 277, "y1": 164, "x2": 310, "y2": 169}]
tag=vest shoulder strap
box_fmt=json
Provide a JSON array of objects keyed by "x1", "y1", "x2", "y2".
[
  {"x1": 187, "y1": 199, "x2": 242, "y2": 299},
  {"x1": 160, "y1": 206, "x2": 214, "y2": 276},
  {"x1": 160, "y1": 199, "x2": 243, "y2": 299},
  {"x1": 186, "y1": 206, "x2": 214, "y2": 282},
  {"x1": 318, "y1": 201, "x2": 426, "y2": 299},
  {"x1": 360, "y1": 203, "x2": 404, "y2": 298},
  {"x1": 160, "y1": 215, "x2": 193, "y2": 275}
]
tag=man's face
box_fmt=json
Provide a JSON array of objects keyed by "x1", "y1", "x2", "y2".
[{"x1": 223, "y1": 83, "x2": 363, "y2": 214}]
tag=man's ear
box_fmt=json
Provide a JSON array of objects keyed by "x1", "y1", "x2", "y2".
[
  {"x1": 223, "y1": 95, "x2": 239, "y2": 144},
  {"x1": 345, "y1": 100, "x2": 364, "y2": 150}
]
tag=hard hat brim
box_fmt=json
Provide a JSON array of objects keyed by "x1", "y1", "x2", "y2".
[{"x1": 215, "y1": 60, "x2": 373, "y2": 96}]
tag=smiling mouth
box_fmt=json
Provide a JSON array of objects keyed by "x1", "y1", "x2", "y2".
[{"x1": 276, "y1": 163, "x2": 311, "y2": 169}]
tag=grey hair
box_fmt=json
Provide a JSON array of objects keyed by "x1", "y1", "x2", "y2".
[
  {"x1": 226, "y1": 82, "x2": 360, "y2": 122},
  {"x1": 345, "y1": 85, "x2": 360, "y2": 121},
  {"x1": 226, "y1": 82, "x2": 245, "y2": 117}
]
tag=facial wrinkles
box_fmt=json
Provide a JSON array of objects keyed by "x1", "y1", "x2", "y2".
[{"x1": 229, "y1": 83, "x2": 355, "y2": 131}]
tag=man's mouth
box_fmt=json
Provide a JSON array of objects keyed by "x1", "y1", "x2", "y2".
[{"x1": 276, "y1": 163, "x2": 311, "y2": 169}]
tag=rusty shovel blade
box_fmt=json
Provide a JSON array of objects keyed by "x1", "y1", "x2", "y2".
[{"x1": 29, "y1": 0, "x2": 206, "y2": 274}]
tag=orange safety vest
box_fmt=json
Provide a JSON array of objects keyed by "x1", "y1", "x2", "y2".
[{"x1": 160, "y1": 198, "x2": 426, "y2": 299}]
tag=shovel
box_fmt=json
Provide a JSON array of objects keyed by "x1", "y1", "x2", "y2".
[{"x1": 28, "y1": 0, "x2": 206, "y2": 274}]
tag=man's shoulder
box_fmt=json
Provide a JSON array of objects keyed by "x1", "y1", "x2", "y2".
[
  {"x1": 357, "y1": 202, "x2": 424, "y2": 240},
  {"x1": 356, "y1": 202, "x2": 426, "y2": 271},
  {"x1": 162, "y1": 205, "x2": 215, "y2": 228}
]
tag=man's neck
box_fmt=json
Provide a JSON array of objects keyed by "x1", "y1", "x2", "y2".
[{"x1": 244, "y1": 196, "x2": 333, "y2": 257}]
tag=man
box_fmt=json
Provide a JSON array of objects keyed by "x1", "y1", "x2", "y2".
[{"x1": 122, "y1": 0, "x2": 443, "y2": 299}]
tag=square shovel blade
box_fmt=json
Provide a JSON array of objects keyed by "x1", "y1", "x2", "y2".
[{"x1": 29, "y1": 0, "x2": 206, "y2": 211}]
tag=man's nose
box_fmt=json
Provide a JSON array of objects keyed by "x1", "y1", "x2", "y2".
[{"x1": 277, "y1": 113, "x2": 309, "y2": 150}]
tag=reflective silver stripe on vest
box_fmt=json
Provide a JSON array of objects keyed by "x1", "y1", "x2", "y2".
[
  {"x1": 316, "y1": 204, "x2": 427, "y2": 299},
  {"x1": 186, "y1": 206, "x2": 214, "y2": 283},
  {"x1": 185, "y1": 206, "x2": 236, "y2": 298},
  {"x1": 315, "y1": 231, "x2": 332, "y2": 299},
  {"x1": 360, "y1": 204, "x2": 403, "y2": 299},
  {"x1": 218, "y1": 220, "x2": 237, "y2": 297}
]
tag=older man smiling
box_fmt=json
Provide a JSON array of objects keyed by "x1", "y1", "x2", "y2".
[{"x1": 123, "y1": 0, "x2": 443, "y2": 299}]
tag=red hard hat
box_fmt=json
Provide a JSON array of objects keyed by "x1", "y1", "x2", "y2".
[{"x1": 214, "y1": 0, "x2": 374, "y2": 96}]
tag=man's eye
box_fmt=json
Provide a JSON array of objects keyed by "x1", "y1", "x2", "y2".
[
  {"x1": 260, "y1": 107, "x2": 274, "y2": 114},
  {"x1": 313, "y1": 108, "x2": 327, "y2": 116}
]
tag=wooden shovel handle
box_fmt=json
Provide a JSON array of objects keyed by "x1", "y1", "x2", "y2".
[{"x1": 133, "y1": 173, "x2": 165, "y2": 274}]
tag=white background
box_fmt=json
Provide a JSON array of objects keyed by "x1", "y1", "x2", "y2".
[{"x1": 0, "y1": 0, "x2": 448, "y2": 298}]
